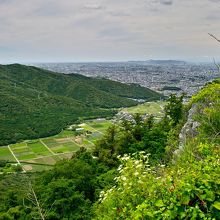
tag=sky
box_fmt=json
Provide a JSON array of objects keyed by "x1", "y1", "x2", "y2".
[{"x1": 0, "y1": 0, "x2": 220, "y2": 63}]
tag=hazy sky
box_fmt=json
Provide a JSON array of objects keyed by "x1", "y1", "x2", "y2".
[{"x1": 0, "y1": 0, "x2": 220, "y2": 63}]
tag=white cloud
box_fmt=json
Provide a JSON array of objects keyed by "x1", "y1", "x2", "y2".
[
  {"x1": 83, "y1": 3, "x2": 104, "y2": 10},
  {"x1": 159, "y1": 0, "x2": 173, "y2": 5}
]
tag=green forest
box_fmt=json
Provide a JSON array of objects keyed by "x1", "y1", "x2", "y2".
[
  {"x1": 0, "y1": 64, "x2": 163, "y2": 146},
  {"x1": 0, "y1": 79, "x2": 219, "y2": 219}
]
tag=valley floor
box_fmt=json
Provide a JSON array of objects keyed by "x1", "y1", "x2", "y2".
[
  {"x1": 0, "y1": 101, "x2": 166, "y2": 173},
  {"x1": 0, "y1": 119, "x2": 112, "y2": 172}
]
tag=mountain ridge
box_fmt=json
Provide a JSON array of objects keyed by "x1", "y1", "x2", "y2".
[{"x1": 0, "y1": 64, "x2": 163, "y2": 145}]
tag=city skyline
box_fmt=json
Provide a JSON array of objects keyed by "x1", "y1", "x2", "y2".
[{"x1": 0, "y1": 0, "x2": 220, "y2": 63}]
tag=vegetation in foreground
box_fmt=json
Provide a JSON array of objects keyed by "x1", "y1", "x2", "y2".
[
  {"x1": 94, "y1": 79, "x2": 220, "y2": 219},
  {"x1": 0, "y1": 80, "x2": 219, "y2": 219}
]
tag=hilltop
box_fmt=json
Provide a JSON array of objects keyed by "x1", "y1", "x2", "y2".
[{"x1": 0, "y1": 64, "x2": 163, "y2": 145}]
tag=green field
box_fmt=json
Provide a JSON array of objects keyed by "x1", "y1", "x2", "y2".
[
  {"x1": 0, "y1": 119, "x2": 112, "y2": 172},
  {"x1": 0, "y1": 147, "x2": 16, "y2": 162},
  {"x1": 121, "y1": 101, "x2": 166, "y2": 118},
  {"x1": 0, "y1": 102, "x2": 164, "y2": 173}
]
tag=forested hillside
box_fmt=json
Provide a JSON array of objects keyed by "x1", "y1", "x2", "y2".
[
  {"x1": 0, "y1": 64, "x2": 163, "y2": 145},
  {"x1": 94, "y1": 79, "x2": 220, "y2": 219},
  {"x1": 0, "y1": 80, "x2": 219, "y2": 219},
  {"x1": 73, "y1": 75, "x2": 162, "y2": 101}
]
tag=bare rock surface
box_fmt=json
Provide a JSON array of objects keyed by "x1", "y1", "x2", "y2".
[{"x1": 174, "y1": 104, "x2": 200, "y2": 155}]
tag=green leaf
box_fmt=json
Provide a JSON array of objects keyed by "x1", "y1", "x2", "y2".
[
  {"x1": 155, "y1": 200, "x2": 164, "y2": 207},
  {"x1": 213, "y1": 201, "x2": 220, "y2": 210},
  {"x1": 181, "y1": 195, "x2": 190, "y2": 205}
]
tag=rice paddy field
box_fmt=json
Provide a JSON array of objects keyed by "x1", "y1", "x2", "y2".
[
  {"x1": 0, "y1": 119, "x2": 112, "y2": 172},
  {"x1": 0, "y1": 102, "x2": 166, "y2": 173}
]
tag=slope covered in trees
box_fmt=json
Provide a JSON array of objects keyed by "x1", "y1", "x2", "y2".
[
  {"x1": 0, "y1": 64, "x2": 163, "y2": 108},
  {"x1": 0, "y1": 64, "x2": 163, "y2": 145},
  {"x1": 75, "y1": 75, "x2": 163, "y2": 101}
]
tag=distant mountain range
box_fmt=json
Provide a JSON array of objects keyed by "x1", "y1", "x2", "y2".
[
  {"x1": 146, "y1": 60, "x2": 187, "y2": 65},
  {"x1": 0, "y1": 64, "x2": 164, "y2": 145},
  {"x1": 128, "y1": 60, "x2": 187, "y2": 65}
]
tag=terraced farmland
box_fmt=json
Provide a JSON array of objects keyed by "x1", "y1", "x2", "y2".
[{"x1": 0, "y1": 119, "x2": 112, "y2": 172}]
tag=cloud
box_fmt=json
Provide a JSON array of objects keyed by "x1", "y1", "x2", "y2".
[
  {"x1": 98, "y1": 26, "x2": 130, "y2": 38},
  {"x1": 208, "y1": 0, "x2": 220, "y2": 2},
  {"x1": 145, "y1": 0, "x2": 173, "y2": 6},
  {"x1": 83, "y1": 4, "x2": 104, "y2": 10},
  {"x1": 0, "y1": 0, "x2": 14, "y2": 4},
  {"x1": 108, "y1": 11, "x2": 131, "y2": 17},
  {"x1": 159, "y1": 0, "x2": 173, "y2": 5},
  {"x1": 206, "y1": 14, "x2": 220, "y2": 20},
  {"x1": 0, "y1": 0, "x2": 220, "y2": 62},
  {"x1": 34, "y1": 4, "x2": 64, "y2": 17}
]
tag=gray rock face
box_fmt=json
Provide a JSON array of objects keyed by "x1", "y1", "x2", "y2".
[{"x1": 174, "y1": 104, "x2": 200, "y2": 155}]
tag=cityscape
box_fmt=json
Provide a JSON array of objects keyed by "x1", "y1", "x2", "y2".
[{"x1": 33, "y1": 61, "x2": 219, "y2": 98}]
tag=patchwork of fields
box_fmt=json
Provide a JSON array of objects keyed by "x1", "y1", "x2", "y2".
[
  {"x1": 0, "y1": 101, "x2": 166, "y2": 173},
  {"x1": 0, "y1": 119, "x2": 112, "y2": 172}
]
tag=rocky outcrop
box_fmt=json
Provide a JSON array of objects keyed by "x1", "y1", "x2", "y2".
[{"x1": 174, "y1": 104, "x2": 200, "y2": 155}]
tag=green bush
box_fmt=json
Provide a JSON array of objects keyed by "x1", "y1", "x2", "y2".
[{"x1": 94, "y1": 146, "x2": 220, "y2": 219}]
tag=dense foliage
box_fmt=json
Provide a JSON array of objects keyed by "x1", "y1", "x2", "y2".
[
  {"x1": 93, "y1": 114, "x2": 172, "y2": 167},
  {"x1": 0, "y1": 64, "x2": 163, "y2": 146},
  {"x1": 94, "y1": 145, "x2": 219, "y2": 219},
  {"x1": 190, "y1": 79, "x2": 220, "y2": 141},
  {"x1": 94, "y1": 80, "x2": 220, "y2": 219},
  {"x1": 78, "y1": 76, "x2": 163, "y2": 101},
  {"x1": 0, "y1": 79, "x2": 219, "y2": 220}
]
